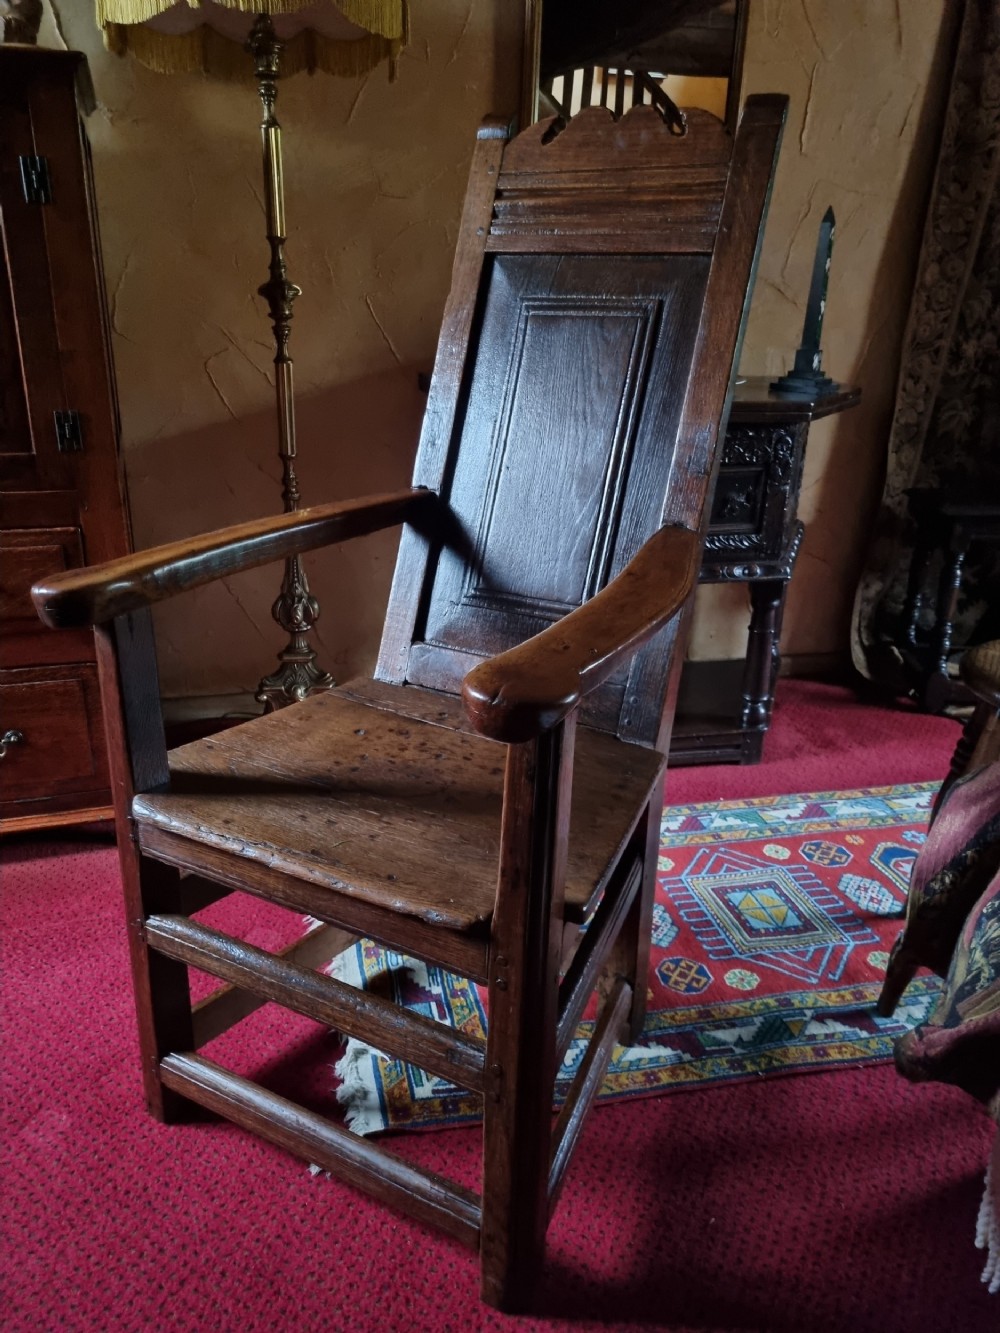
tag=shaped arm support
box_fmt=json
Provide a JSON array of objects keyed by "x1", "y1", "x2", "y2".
[
  {"x1": 463, "y1": 524, "x2": 701, "y2": 743},
  {"x1": 32, "y1": 488, "x2": 438, "y2": 630}
]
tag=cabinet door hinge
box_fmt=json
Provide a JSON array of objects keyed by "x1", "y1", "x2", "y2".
[
  {"x1": 54, "y1": 410, "x2": 84, "y2": 453},
  {"x1": 19, "y1": 155, "x2": 52, "y2": 205}
]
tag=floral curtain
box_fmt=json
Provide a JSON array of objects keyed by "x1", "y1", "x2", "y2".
[{"x1": 852, "y1": 0, "x2": 1000, "y2": 694}]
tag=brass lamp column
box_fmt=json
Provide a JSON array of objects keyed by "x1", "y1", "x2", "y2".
[
  {"x1": 248, "y1": 14, "x2": 333, "y2": 710},
  {"x1": 95, "y1": 0, "x2": 409, "y2": 712}
]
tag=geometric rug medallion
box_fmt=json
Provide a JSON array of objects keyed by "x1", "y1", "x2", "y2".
[{"x1": 329, "y1": 782, "x2": 942, "y2": 1134}]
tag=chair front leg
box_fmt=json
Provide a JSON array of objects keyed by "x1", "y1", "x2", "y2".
[
  {"x1": 95, "y1": 613, "x2": 197, "y2": 1123},
  {"x1": 123, "y1": 850, "x2": 199, "y2": 1122},
  {"x1": 480, "y1": 716, "x2": 575, "y2": 1313}
]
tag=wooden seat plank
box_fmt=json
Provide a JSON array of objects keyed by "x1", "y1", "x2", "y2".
[{"x1": 133, "y1": 681, "x2": 665, "y2": 935}]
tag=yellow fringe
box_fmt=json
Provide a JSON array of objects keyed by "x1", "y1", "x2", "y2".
[
  {"x1": 335, "y1": 0, "x2": 404, "y2": 41},
  {"x1": 97, "y1": 1, "x2": 406, "y2": 41},
  {"x1": 102, "y1": 21, "x2": 403, "y2": 80}
]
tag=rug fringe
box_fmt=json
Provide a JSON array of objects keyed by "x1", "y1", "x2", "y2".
[
  {"x1": 334, "y1": 1040, "x2": 388, "y2": 1136},
  {"x1": 324, "y1": 947, "x2": 390, "y2": 1136},
  {"x1": 975, "y1": 1126, "x2": 1000, "y2": 1294}
]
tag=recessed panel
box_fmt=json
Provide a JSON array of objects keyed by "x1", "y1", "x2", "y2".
[
  {"x1": 0, "y1": 527, "x2": 82, "y2": 624},
  {"x1": 0, "y1": 246, "x2": 31, "y2": 456},
  {"x1": 463, "y1": 296, "x2": 659, "y2": 619},
  {"x1": 0, "y1": 667, "x2": 107, "y2": 803},
  {"x1": 412, "y1": 251, "x2": 711, "y2": 697}
]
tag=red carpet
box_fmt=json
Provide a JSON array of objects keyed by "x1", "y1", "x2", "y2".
[
  {"x1": 3, "y1": 680, "x2": 996, "y2": 1332},
  {"x1": 664, "y1": 678, "x2": 960, "y2": 803}
]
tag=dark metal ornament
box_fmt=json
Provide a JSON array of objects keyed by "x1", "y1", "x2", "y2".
[{"x1": 771, "y1": 205, "x2": 840, "y2": 398}]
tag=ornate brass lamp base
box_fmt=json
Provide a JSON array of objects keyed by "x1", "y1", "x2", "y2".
[
  {"x1": 248, "y1": 12, "x2": 334, "y2": 710},
  {"x1": 256, "y1": 650, "x2": 335, "y2": 710},
  {"x1": 254, "y1": 554, "x2": 334, "y2": 710}
]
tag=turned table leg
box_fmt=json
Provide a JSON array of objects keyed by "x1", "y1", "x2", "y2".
[
  {"x1": 931, "y1": 536, "x2": 969, "y2": 681},
  {"x1": 902, "y1": 536, "x2": 935, "y2": 648},
  {"x1": 741, "y1": 577, "x2": 786, "y2": 731}
]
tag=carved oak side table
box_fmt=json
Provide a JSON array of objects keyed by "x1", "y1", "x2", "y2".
[{"x1": 670, "y1": 377, "x2": 861, "y2": 765}]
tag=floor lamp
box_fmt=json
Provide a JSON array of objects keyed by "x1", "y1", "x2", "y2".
[{"x1": 95, "y1": 1, "x2": 408, "y2": 710}]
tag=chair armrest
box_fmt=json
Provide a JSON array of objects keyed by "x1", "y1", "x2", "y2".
[
  {"x1": 32, "y1": 488, "x2": 438, "y2": 629},
  {"x1": 462, "y1": 524, "x2": 700, "y2": 743}
]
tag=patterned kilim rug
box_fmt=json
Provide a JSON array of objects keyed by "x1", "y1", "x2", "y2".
[{"x1": 331, "y1": 782, "x2": 943, "y2": 1134}]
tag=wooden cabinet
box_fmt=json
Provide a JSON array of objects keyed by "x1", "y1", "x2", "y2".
[{"x1": 0, "y1": 48, "x2": 130, "y2": 832}]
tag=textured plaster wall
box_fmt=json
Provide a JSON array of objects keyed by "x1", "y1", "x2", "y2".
[
  {"x1": 39, "y1": 0, "x2": 524, "y2": 698},
  {"x1": 37, "y1": 2, "x2": 955, "y2": 695},
  {"x1": 688, "y1": 0, "x2": 956, "y2": 663}
]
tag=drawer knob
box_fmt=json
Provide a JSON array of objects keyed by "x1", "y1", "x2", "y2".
[{"x1": 0, "y1": 729, "x2": 25, "y2": 759}]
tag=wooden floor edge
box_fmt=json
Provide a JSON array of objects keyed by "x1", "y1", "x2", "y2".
[{"x1": 0, "y1": 805, "x2": 115, "y2": 836}]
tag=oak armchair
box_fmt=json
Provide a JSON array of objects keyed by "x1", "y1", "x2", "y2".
[{"x1": 33, "y1": 99, "x2": 785, "y2": 1311}]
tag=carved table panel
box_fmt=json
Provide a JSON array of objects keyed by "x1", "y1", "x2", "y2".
[{"x1": 670, "y1": 378, "x2": 861, "y2": 766}]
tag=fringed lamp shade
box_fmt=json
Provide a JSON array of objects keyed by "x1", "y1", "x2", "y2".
[{"x1": 96, "y1": 1, "x2": 408, "y2": 80}]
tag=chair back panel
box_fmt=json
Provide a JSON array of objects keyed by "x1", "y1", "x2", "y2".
[
  {"x1": 408, "y1": 250, "x2": 710, "y2": 729},
  {"x1": 377, "y1": 100, "x2": 787, "y2": 748}
]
